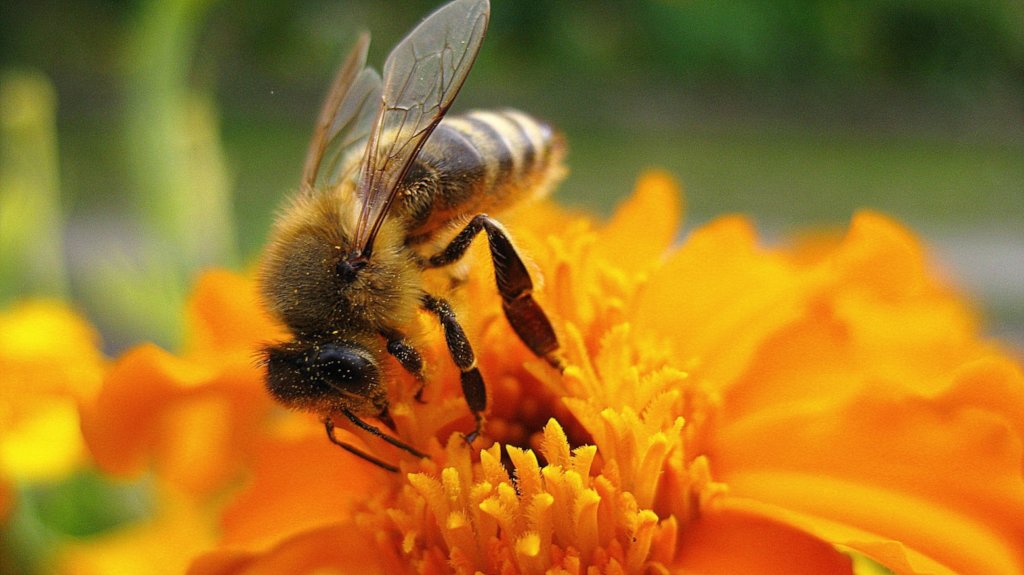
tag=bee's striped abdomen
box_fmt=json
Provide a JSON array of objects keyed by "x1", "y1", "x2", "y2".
[{"x1": 398, "y1": 108, "x2": 566, "y2": 240}]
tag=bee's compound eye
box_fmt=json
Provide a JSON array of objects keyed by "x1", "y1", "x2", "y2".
[
  {"x1": 263, "y1": 341, "x2": 379, "y2": 412},
  {"x1": 315, "y1": 343, "x2": 378, "y2": 388}
]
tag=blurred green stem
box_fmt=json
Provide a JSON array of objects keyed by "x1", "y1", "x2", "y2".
[
  {"x1": 94, "y1": 0, "x2": 234, "y2": 347},
  {"x1": 0, "y1": 70, "x2": 68, "y2": 304},
  {"x1": 124, "y1": 0, "x2": 235, "y2": 269}
]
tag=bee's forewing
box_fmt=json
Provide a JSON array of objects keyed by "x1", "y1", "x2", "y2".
[{"x1": 353, "y1": 0, "x2": 490, "y2": 255}]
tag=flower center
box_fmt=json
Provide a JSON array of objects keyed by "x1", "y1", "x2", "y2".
[{"x1": 355, "y1": 322, "x2": 724, "y2": 574}]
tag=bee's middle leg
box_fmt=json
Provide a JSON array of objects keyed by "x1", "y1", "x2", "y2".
[
  {"x1": 421, "y1": 294, "x2": 486, "y2": 443},
  {"x1": 426, "y1": 214, "x2": 563, "y2": 370}
]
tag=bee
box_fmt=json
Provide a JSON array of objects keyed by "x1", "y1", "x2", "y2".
[{"x1": 259, "y1": 0, "x2": 566, "y2": 471}]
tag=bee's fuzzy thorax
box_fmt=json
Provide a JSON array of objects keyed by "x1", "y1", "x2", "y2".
[{"x1": 258, "y1": 185, "x2": 422, "y2": 340}]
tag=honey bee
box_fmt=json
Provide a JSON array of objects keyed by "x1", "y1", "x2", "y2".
[{"x1": 259, "y1": 0, "x2": 566, "y2": 471}]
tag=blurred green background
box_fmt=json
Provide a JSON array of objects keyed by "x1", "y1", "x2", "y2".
[{"x1": 1, "y1": 0, "x2": 1022, "y2": 350}]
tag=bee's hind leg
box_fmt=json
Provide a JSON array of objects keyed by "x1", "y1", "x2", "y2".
[{"x1": 427, "y1": 214, "x2": 563, "y2": 371}]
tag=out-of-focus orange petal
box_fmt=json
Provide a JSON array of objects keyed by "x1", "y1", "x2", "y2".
[
  {"x1": 217, "y1": 434, "x2": 382, "y2": 552},
  {"x1": 817, "y1": 212, "x2": 989, "y2": 393},
  {"x1": 188, "y1": 521, "x2": 388, "y2": 575},
  {"x1": 827, "y1": 211, "x2": 931, "y2": 300},
  {"x1": 634, "y1": 216, "x2": 805, "y2": 387},
  {"x1": 674, "y1": 505, "x2": 853, "y2": 574},
  {"x1": 183, "y1": 270, "x2": 285, "y2": 359},
  {"x1": 714, "y1": 356, "x2": 1024, "y2": 575},
  {"x1": 79, "y1": 269, "x2": 279, "y2": 496},
  {"x1": 594, "y1": 170, "x2": 682, "y2": 275},
  {"x1": 80, "y1": 343, "x2": 271, "y2": 494}
]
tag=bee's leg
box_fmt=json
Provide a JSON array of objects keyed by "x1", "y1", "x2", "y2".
[
  {"x1": 427, "y1": 214, "x2": 563, "y2": 370},
  {"x1": 323, "y1": 417, "x2": 398, "y2": 472},
  {"x1": 421, "y1": 294, "x2": 486, "y2": 443},
  {"x1": 339, "y1": 408, "x2": 430, "y2": 459},
  {"x1": 383, "y1": 331, "x2": 427, "y2": 401}
]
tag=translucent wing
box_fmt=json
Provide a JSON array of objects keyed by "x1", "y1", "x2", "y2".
[
  {"x1": 353, "y1": 0, "x2": 490, "y2": 256},
  {"x1": 301, "y1": 33, "x2": 383, "y2": 191}
]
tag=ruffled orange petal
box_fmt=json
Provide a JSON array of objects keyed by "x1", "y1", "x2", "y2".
[
  {"x1": 80, "y1": 344, "x2": 272, "y2": 494},
  {"x1": 633, "y1": 216, "x2": 806, "y2": 388},
  {"x1": 714, "y1": 497, "x2": 963, "y2": 575},
  {"x1": 811, "y1": 212, "x2": 992, "y2": 393},
  {"x1": 593, "y1": 170, "x2": 682, "y2": 276},
  {"x1": 713, "y1": 356, "x2": 1024, "y2": 574}
]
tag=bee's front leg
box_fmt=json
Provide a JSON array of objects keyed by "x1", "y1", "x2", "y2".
[
  {"x1": 383, "y1": 330, "x2": 427, "y2": 402},
  {"x1": 427, "y1": 214, "x2": 563, "y2": 370},
  {"x1": 421, "y1": 294, "x2": 486, "y2": 443},
  {"x1": 337, "y1": 408, "x2": 429, "y2": 459},
  {"x1": 323, "y1": 417, "x2": 400, "y2": 472}
]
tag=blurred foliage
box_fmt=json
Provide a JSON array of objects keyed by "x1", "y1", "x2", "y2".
[
  {"x1": 4, "y1": 0, "x2": 1021, "y2": 202},
  {"x1": 4, "y1": 0, "x2": 1021, "y2": 92},
  {"x1": 0, "y1": 71, "x2": 67, "y2": 302}
]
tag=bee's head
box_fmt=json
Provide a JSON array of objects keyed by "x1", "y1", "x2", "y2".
[{"x1": 263, "y1": 339, "x2": 384, "y2": 415}]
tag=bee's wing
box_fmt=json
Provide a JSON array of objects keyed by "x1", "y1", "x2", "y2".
[
  {"x1": 352, "y1": 0, "x2": 489, "y2": 255},
  {"x1": 301, "y1": 33, "x2": 383, "y2": 191}
]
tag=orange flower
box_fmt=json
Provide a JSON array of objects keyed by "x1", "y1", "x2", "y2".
[{"x1": 77, "y1": 173, "x2": 1023, "y2": 574}]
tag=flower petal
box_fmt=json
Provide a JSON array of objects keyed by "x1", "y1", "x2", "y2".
[
  {"x1": 675, "y1": 505, "x2": 853, "y2": 574},
  {"x1": 0, "y1": 300, "x2": 104, "y2": 481},
  {"x1": 714, "y1": 497, "x2": 957, "y2": 575},
  {"x1": 594, "y1": 170, "x2": 682, "y2": 275},
  {"x1": 634, "y1": 216, "x2": 805, "y2": 387},
  {"x1": 714, "y1": 356, "x2": 1024, "y2": 575},
  {"x1": 188, "y1": 521, "x2": 387, "y2": 575},
  {"x1": 80, "y1": 344, "x2": 272, "y2": 494},
  {"x1": 217, "y1": 433, "x2": 383, "y2": 552},
  {"x1": 183, "y1": 270, "x2": 285, "y2": 359}
]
